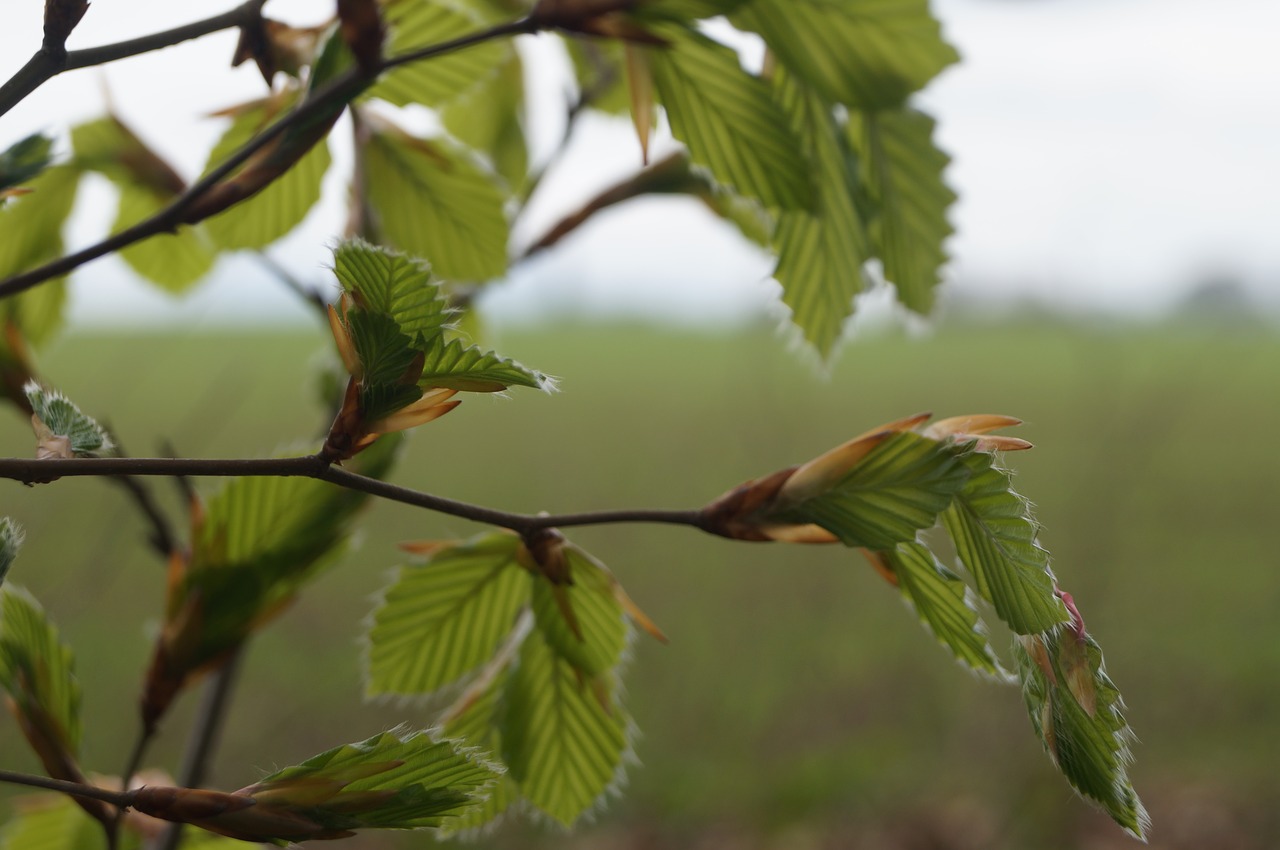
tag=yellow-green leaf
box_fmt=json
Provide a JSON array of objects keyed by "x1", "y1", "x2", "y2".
[{"x1": 732, "y1": 0, "x2": 959, "y2": 109}]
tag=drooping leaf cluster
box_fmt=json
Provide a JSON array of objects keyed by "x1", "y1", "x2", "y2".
[
  {"x1": 699, "y1": 412, "x2": 1145, "y2": 831},
  {"x1": 365, "y1": 531, "x2": 663, "y2": 828}
]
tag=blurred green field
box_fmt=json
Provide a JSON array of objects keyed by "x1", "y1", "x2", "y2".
[{"x1": 1, "y1": 317, "x2": 1278, "y2": 849}]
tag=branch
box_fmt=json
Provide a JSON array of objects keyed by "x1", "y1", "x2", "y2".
[
  {"x1": 0, "y1": 16, "x2": 539, "y2": 302},
  {"x1": 0, "y1": 769, "x2": 134, "y2": 808},
  {"x1": 0, "y1": 0, "x2": 269, "y2": 118},
  {"x1": 0, "y1": 454, "x2": 706, "y2": 535}
]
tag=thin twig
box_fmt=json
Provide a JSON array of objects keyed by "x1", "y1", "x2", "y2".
[
  {"x1": 0, "y1": 769, "x2": 134, "y2": 807},
  {"x1": 0, "y1": 0, "x2": 269, "y2": 118},
  {"x1": 0, "y1": 454, "x2": 706, "y2": 534},
  {"x1": 250, "y1": 251, "x2": 328, "y2": 315},
  {"x1": 0, "y1": 17, "x2": 539, "y2": 302}
]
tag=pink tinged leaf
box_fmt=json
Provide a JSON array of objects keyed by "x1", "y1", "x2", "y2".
[
  {"x1": 327, "y1": 304, "x2": 361, "y2": 377},
  {"x1": 926, "y1": 414, "x2": 1023, "y2": 438},
  {"x1": 779, "y1": 411, "x2": 933, "y2": 503},
  {"x1": 31, "y1": 415, "x2": 72, "y2": 460}
]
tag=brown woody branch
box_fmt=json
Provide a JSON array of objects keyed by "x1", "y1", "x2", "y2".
[
  {"x1": 0, "y1": 454, "x2": 706, "y2": 535},
  {"x1": 0, "y1": 16, "x2": 539, "y2": 302},
  {"x1": 0, "y1": 0, "x2": 270, "y2": 119}
]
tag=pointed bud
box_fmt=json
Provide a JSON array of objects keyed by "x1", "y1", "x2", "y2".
[{"x1": 624, "y1": 43, "x2": 655, "y2": 164}]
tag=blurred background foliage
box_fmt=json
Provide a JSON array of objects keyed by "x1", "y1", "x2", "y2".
[{"x1": 2, "y1": 310, "x2": 1276, "y2": 849}]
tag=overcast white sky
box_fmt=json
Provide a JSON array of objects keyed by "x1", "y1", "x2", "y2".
[{"x1": 1, "y1": 0, "x2": 1277, "y2": 328}]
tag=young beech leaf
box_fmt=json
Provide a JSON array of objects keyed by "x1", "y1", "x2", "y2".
[
  {"x1": 442, "y1": 50, "x2": 530, "y2": 195},
  {"x1": 0, "y1": 794, "x2": 112, "y2": 850},
  {"x1": 0, "y1": 586, "x2": 83, "y2": 779},
  {"x1": 730, "y1": 0, "x2": 960, "y2": 110},
  {"x1": 200, "y1": 88, "x2": 333, "y2": 250},
  {"x1": 768, "y1": 68, "x2": 871, "y2": 359},
  {"x1": 369, "y1": 0, "x2": 511, "y2": 109},
  {"x1": 867, "y1": 542, "x2": 1009, "y2": 680},
  {"x1": 942, "y1": 450, "x2": 1070, "y2": 635},
  {"x1": 23, "y1": 381, "x2": 112, "y2": 459},
  {"x1": 0, "y1": 516, "x2": 22, "y2": 587},
  {"x1": 143, "y1": 439, "x2": 399, "y2": 730},
  {"x1": 132, "y1": 729, "x2": 501, "y2": 842},
  {"x1": 499, "y1": 628, "x2": 632, "y2": 827},
  {"x1": 333, "y1": 239, "x2": 451, "y2": 340},
  {"x1": 847, "y1": 107, "x2": 956, "y2": 315},
  {"x1": 646, "y1": 23, "x2": 812, "y2": 211},
  {"x1": 0, "y1": 166, "x2": 81, "y2": 348},
  {"x1": 0, "y1": 133, "x2": 54, "y2": 194},
  {"x1": 1015, "y1": 625, "x2": 1148, "y2": 838},
  {"x1": 416, "y1": 333, "x2": 554, "y2": 393},
  {"x1": 365, "y1": 533, "x2": 529, "y2": 697},
  {"x1": 362, "y1": 121, "x2": 511, "y2": 282},
  {"x1": 770, "y1": 431, "x2": 969, "y2": 550}
]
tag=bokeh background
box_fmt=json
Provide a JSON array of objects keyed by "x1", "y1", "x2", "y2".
[{"x1": 2, "y1": 0, "x2": 1280, "y2": 848}]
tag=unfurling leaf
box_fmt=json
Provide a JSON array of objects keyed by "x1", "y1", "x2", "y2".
[
  {"x1": 0, "y1": 517, "x2": 22, "y2": 587},
  {"x1": 0, "y1": 134, "x2": 54, "y2": 195},
  {"x1": 942, "y1": 449, "x2": 1070, "y2": 635},
  {"x1": 866, "y1": 543, "x2": 1008, "y2": 680},
  {"x1": 624, "y1": 43, "x2": 656, "y2": 163},
  {"x1": 142, "y1": 439, "x2": 398, "y2": 731},
  {"x1": 131, "y1": 729, "x2": 501, "y2": 842},
  {"x1": 23, "y1": 381, "x2": 112, "y2": 459},
  {"x1": 0, "y1": 586, "x2": 85, "y2": 785},
  {"x1": 1015, "y1": 612, "x2": 1148, "y2": 838}
]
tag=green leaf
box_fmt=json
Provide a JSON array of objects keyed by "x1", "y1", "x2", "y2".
[
  {"x1": 775, "y1": 431, "x2": 968, "y2": 550},
  {"x1": 162, "y1": 440, "x2": 399, "y2": 679},
  {"x1": 1015, "y1": 627, "x2": 1148, "y2": 838},
  {"x1": 416, "y1": 334, "x2": 553, "y2": 392},
  {"x1": 847, "y1": 107, "x2": 954, "y2": 314},
  {"x1": 0, "y1": 166, "x2": 80, "y2": 346},
  {"x1": 942, "y1": 451, "x2": 1070, "y2": 635},
  {"x1": 203, "y1": 92, "x2": 332, "y2": 249},
  {"x1": 347, "y1": 310, "x2": 424, "y2": 420},
  {"x1": 24, "y1": 382, "x2": 112, "y2": 457},
  {"x1": 333, "y1": 239, "x2": 452, "y2": 340},
  {"x1": 645, "y1": 0, "x2": 753, "y2": 18},
  {"x1": 0, "y1": 586, "x2": 83, "y2": 760},
  {"x1": 530, "y1": 545, "x2": 627, "y2": 677},
  {"x1": 731, "y1": 0, "x2": 960, "y2": 109},
  {"x1": 878, "y1": 541, "x2": 1008, "y2": 679},
  {"x1": 365, "y1": 533, "x2": 529, "y2": 696},
  {"x1": 0, "y1": 517, "x2": 22, "y2": 587},
  {"x1": 769, "y1": 70, "x2": 871, "y2": 357},
  {"x1": 647, "y1": 24, "x2": 811, "y2": 210},
  {"x1": 370, "y1": 0, "x2": 511, "y2": 108},
  {"x1": 244, "y1": 728, "x2": 501, "y2": 833},
  {"x1": 112, "y1": 183, "x2": 216, "y2": 293},
  {"x1": 363, "y1": 125, "x2": 510, "y2": 281},
  {"x1": 441, "y1": 50, "x2": 530, "y2": 194},
  {"x1": 0, "y1": 133, "x2": 54, "y2": 193},
  {"x1": 0, "y1": 794, "x2": 112, "y2": 850},
  {"x1": 564, "y1": 38, "x2": 629, "y2": 117},
  {"x1": 500, "y1": 629, "x2": 631, "y2": 827}
]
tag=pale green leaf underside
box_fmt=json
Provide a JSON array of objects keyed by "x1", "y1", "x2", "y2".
[
  {"x1": 371, "y1": 0, "x2": 511, "y2": 108},
  {"x1": 732, "y1": 0, "x2": 959, "y2": 109},
  {"x1": 500, "y1": 631, "x2": 630, "y2": 827},
  {"x1": 334, "y1": 239, "x2": 451, "y2": 340},
  {"x1": 364, "y1": 130, "x2": 510, "y2": 281},
  {"x1": 0, "y1": 586, "x2": 83, "y2": 755},
  {"x1": 416, "y1": 334, "x2": 552, "y2": 392},
  {"x1": 777, "y1": 432, "x2": 968, "y2": 550},
  {"x1": 769, "y1": 71, "x2": 870, "y2": 357},
  {"x1": 648, "y1": 24, "x2": 811, "y2": 210},
  {"x1": 255, "y1": 729, "x2": 500, "y2": 830},
  {"x1": 1015, "y1": 633, "x2": 1148, "y2": 837},
  {"x1": 0, "y1": 167, "x2": 79, "y2": 346},
  {"x1": 884, "y1": 541, "x2": 1007, "y2": 679},
  {"x1": 203, "y1": 96, "x2": 332, "y2": 250},
  {"x1": 530, "y1": 547, "x2": 627, "y2": 677},
  {"x1": 113, "y1": 184, "x2": 215, "y2": 293},
  {"x1": 366, "y1": 534, "x2": 528, "y2": 696},
  {"x1": 848, "y1": 107, "x2": 954, "y2": 314},
  {"x1": 943, "y1": 452, "x2": 1069, "y2": 635}
]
